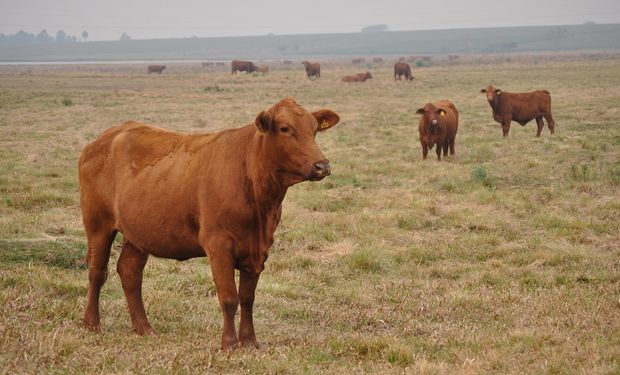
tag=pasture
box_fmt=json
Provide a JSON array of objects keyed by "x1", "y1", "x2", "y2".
[{"x1": 1, "y1": 57, "x2": 619, "y2": 373}]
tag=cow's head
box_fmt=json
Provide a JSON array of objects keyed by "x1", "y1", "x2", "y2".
[
  {"x1": 254, "y1": 97, "x2": 340, "y2": 186},
  {"x1": 416, "y1": 103, "x2": 446, "y2": 132},
  {"x1": 365, "y1": 71, "x2": 373, "y2": 80},
  {"x1": 480, "y1": 84, "x2": 502, "y2": 103},
  {"x1": 301, "y1": 61, "x2": 309, "y2": 67}
]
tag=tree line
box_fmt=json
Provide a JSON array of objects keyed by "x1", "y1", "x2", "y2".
[{"x1": 0, "y1": 29, "x2": 88, "y2": 44}]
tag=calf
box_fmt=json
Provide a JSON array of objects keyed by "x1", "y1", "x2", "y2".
[
  {"x1": 481, "y1": 84, "x2": 555, "y2": 137},
  {"x1": 79, "y1": 97, "x2": 340, "y2": 350},
  {"x1": 302, "y1": 61, "x2": 321, "y2": 79},
  {"x1": 416, "y1": 100, "x2": 459, "y2": 160},
  {"x1": 341, "y1": 71, "x2": 373, "y2": 82}
]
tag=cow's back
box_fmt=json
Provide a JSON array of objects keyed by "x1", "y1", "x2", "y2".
[{"x1": 79, "y1": 122, "x2": 235, "y2": 256}]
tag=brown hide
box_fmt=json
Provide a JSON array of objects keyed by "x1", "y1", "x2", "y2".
[
  {"x1": 341, "y1": 71, "x2": 373, "y2": 82},
  {"x1": 147, "y1": 65, "x2": 166, "y2": 74},
  {"x1": 231, "y1": 60, "x2": 257, "y2": 74},
  {"x1": 302, "y1": 61, "x2": 320, "y2": 79},
  {"x1": 481, "y1": 84, "x2": 555, "y2": 137},
  {"x1": 417, "y1": 100, "x2": 459, "y2": 160},
  {"x1": 79, "y1": 97, "x2": 340, "y2": 350},
  {"x1": 394, "y1": 62, "x2": 413, "y2": 81},
  {"x1": 256, "y1": 65, "x2": 269, "y2": 73}
]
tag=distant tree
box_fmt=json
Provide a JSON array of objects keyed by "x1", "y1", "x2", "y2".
[
  {"x1": 362, "y1": 24, "x2": 388, "y2": 33},
  {"x1": 36, "y1": 29, "x2": 53, "y2": 43},
  {"x1": 82, "y1": 30, "x2": 88, "y2": 41},
  {"x1": 14, "y1": 30, "x2": 36, "y2": 44},
  {"x1": 120, "y1": 32, "x2": 131, "y2": 41},
  {"x1": 55, "y1": 30, "x2": 68, "y2": 43}
]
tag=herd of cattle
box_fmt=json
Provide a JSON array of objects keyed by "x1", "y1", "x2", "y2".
[{"x1": 85, "y1": 61, "x2": 557, "y2": 349}]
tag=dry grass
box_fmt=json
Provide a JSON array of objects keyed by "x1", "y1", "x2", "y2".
[{"x1": 1, "y1": 57, "x2": 619, "y2": 374}]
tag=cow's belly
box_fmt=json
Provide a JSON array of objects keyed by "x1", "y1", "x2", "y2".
[{"x1": 113, "y1": 174, "x2": 205, "y2": 259}]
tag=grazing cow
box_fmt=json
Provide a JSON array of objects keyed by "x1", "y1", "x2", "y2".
[
  {"x1": 373, "y1": 57, "x2": 384, "y2": 64},
  {"x1": 394, "y1": 62, "x2": 414, "y2": 81},
  {"x1": 302, "y1": 61, "x2": 320, "y2": 79},
  {"x1": 448, "y1": 55, "x2": 460, "y2": 62},
  {"x1": 216, "y1": 62, "x2": 226, "y2": 67},
  {"x1": 416, "y1": 100, "x2": 459, "y2": 160},
  {"x1": 256, "y1": 65, "x2": 269, "y2": 74},
  {"x1": 202, "y1": 62, "x2": 214, "y2": 68},
  {"x1": 147, "y1": 65, "x2": 166, "y2": 74},
  {"x1": 352, "y1": 58, "x2": 365, "y2": 64},
  {"x1": 283, "y1": 60, "x2": 293, "y2": 65},
  {"x1": 480, "y1": 84, "x2": 555, "y2": 137},
  {"x1": 79, "y1": 97, "x2": 340, "y2": 350},
  {"x1": 341, "y1": 71, "x2": 373, "y2": 82},
  {"x1": 231, "y1": 60, "x2": 257, "y2": 74}
]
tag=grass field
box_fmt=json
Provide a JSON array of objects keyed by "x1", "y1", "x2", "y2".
[{"x1": 1, "y1": 57, "x2": 619, "y2": 374}]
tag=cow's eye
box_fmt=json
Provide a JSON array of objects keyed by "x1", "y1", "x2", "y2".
[{"x1": 280, "y1": 126, "x2": 290, "y2": 133}]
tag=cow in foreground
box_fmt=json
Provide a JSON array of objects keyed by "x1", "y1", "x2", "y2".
[
  {"x1": 147, "y1": 65, "x2": 166, "y2": 74},
  {"x1": 394, "y1": 62, "x2": 414, "y2": 81},
  {"x1": 79, "y1": 97, "x2": 340, "y2": 350},
  {"x1": 231, "y1": 60, "x2": 257, "y2": 74},
  {"x1": 417, "y1": 100, "x2": 459, "y2": 160},
  {"x1": 480, "y1": 84, "x2": 555, "y2": 137},
  {"x1": 341, "y1": 71, "x2": 373, "y2": 82},
  {"x1": 302, "y1": 61, "x2": 320, "y2": 79}
]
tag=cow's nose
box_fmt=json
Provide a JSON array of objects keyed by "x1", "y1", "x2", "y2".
[
  {"x1": 432, "y1": 119, "x2": 438, "y2": 125},
  {"x1": 314, "y1": 161, "x2": 331, "y2": 176}
]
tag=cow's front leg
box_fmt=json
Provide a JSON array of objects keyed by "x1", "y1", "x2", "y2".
[
  {"x1": 501, "y1": 120, "x2": 511, "y2": 137},
  {"x1": 238, "y1": 269, "x2": 260, "y2": 348},
  {"x1": 207, "y1": 243, "x2": 239, "y2": 350}
]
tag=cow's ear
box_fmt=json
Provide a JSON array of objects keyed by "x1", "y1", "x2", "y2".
[
  {"x1": 313, "y1": 109, "x2": 340, "y2": 131},
  {"x1": 416, "y1": 108, "x2": 425, "y2": 115},
  {"x1": 495, "y1": 89, "x2": 502, "y2": 95},
  {"x1": 255, "y1": 110, "x2": 273, "y2": 132},
  {"x1": 480, "y1": 89, "x2": 487, "y2": 93}
]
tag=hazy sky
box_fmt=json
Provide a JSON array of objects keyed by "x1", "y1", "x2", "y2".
[{"x1": 2, "y1": 0, "x2": 620, "y2": 41}]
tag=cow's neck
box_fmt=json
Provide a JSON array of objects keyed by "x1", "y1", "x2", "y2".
[{"x1": 243, "y1": 131, "x2": 288, "y2": 274}]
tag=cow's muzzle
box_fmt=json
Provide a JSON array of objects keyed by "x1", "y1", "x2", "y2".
[{"x1": 309, "y1": 161, "x2": 331, "y2": 181}]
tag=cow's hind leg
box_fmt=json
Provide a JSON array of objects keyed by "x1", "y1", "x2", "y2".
[
  {"x1": 544, "y1": 113, "x2": 556, "y2": 135},
  {"x1": 84, "y1": 227, "x2": 117, "y2": 332},
  {"x1": 449, "y1": 138, "x2": 456, "y2": 156},
  {"x1": 442, "y1": 142, "x2": 449, "y2": 157},
  {"x1": 117, "y1": 240, "x2": 152, "y2": 335},
  {"x1": 436, "y1": 144, "x2": 442, "y2": 161},
  {"x1": 535, "y1": 116, "x2": 544, "y2": 137}
]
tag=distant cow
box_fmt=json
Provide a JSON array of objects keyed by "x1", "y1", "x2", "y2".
[
  {"x1": 302, "y1": 61, "x2": 320, "y2": 79},
  {"x1": 341, "y1": 71, "x2": 373, "y2": 82},
  {"x1": 448, "y1": 55, "x2": 460, "y2": 62},
  {"x1": 417, "y1": 100, "x2": 459, "y2": 160},
  {"x1": 256, "y1": 65, "x2": 269, "y2": 74},
  {"x1": 79, "y1": 97, "x2": 340, "y2": 350},
  {"x1": 147, "y1": 65, "x2": 166, "y2": 74},
  {"x1": 202, "y1": 62, "x2": 214, "y2": 68},
  {"x1": 480, "y1": 84, "x2": 555, "y2": 137},
  {"x1": 283, "y1": 60, "x2": 293, "y2": 65},
  {"x1": 373, "y1": 57, "x2": 384, "y2": 64},
  {"x1": 394, "y1": 62, "x2": 414, "y2": 81},
  {"x1": 216, "y1": 62, "x2": 226, "y2": 67},
  {"x1": 352, "y1": 58, "x2": 365, "y2": 64},
  {"x1": 231, "y1": 60, "x2": 257, "y2": 74}
]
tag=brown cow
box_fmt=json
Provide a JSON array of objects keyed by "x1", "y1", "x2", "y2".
[
  {"x1": 256, "y1": 65, "x2": 269, "y2": 74},
  {"x1": 79, "y1": 97, "x2": 340, "y2": 350},
  {"x1": 231, "y1": 60, "x2": 257, "y2": 74},
  {"x1": 373, "y1": 57, "x2": 384, "y2": 64},
  {"x1": 480, "y1": 84, "x2": 555, "y2": 137},
  {"x1": 352, "y1": 58, "x2": 365, "y2": 64},
  {"x1": 302, "y1": 61, "x2": 320, "y2": 79},
  {"x1": 416, "y1": 100, "x2": 459, "y2": 160},
  {"x1": 147, "y1": 65, "x2": 166, "y2": 74},
  {"x1": 394, "y1": 62, "x2": 414, "y2": 81},
  {"x1": 341, "y1": 71, "x2": 373, "y2": 82}
]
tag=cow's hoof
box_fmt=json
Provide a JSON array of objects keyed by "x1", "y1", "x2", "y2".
[
  {"x1": 134, "y1": 325, "x2": 155, "y2": 336},
  {"x1": 83, "y1": 319, "x2": 101, "y2": 332}
]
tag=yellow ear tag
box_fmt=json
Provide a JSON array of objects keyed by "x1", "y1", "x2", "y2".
[
  {"x1": 440, "y1": 112, "x2": 445, "y2": 117},
  {"x1": 321, "y1": 120, "x2": 330, "y2": 129}
]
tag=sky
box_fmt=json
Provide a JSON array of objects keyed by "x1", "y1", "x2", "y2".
[{"x1": 2, "y1": 0, "x2": 620, "y2": 41}]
